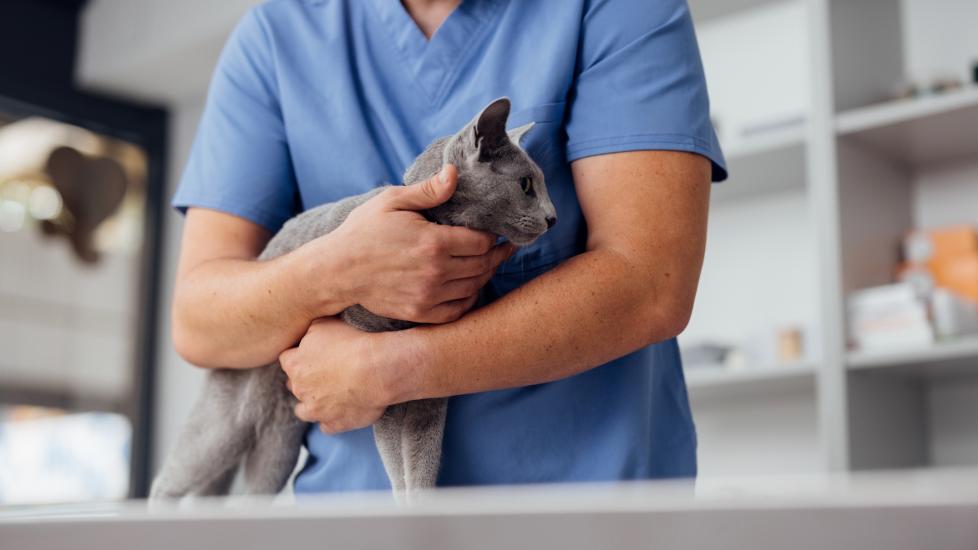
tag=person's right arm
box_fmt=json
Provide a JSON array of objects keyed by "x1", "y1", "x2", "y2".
[{"x1": 172, "y1": 166, "x2": 514, "y2": 369}]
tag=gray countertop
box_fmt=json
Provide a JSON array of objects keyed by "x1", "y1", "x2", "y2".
[{"x1": 4, "y1": 468, "x2": 978, "y2": 550}]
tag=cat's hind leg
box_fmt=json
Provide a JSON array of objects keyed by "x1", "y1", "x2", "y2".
[
  {"x1": 149, "y1": 370, "x2": 255, "y2": 501},
  {"x1": 401, "y1": 398, "x2": 448, "y2": 495},
  {"x1": 242, "y1": 396, "x2": 306, "y2": 495},
  {"x1": 374, "y1": 403, "x2": 408, "y2": 496},
  {"x1": 197, "y1": 464, "x2": 238, "y2": 497}
]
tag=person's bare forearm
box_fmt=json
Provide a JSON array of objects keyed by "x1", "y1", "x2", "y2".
[
  {"x1": 388, "y1": 246, "x2": 691, "y2": 402},
  {"x1": 172, "y1": 236, "x2": 347, "y2": 368},
  {"x1": 172, "y1": 169, "x2": 506, "y2": 370}
]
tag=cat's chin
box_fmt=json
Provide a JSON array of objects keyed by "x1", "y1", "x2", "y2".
[{"x1": 506, "y1": 233, "x2": 545, "y2": 247}]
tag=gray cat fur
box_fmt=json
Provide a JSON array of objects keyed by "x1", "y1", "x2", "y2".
[{"x1": 150, "y1": 98, "x2": 556, "y2": 501}]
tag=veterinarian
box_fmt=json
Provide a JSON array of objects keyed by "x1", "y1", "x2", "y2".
[{"x1": 171, "y1": 0, "x2": 726, "y2": 492}]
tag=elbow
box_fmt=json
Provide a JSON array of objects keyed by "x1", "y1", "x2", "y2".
[
  {"x1": 647, "y1": 296, "x2": 695, "y2": 344},
  {"x1": 171, "y1": 318, "x2": 212, "y2": 369},
  {"x1": 171, "y1": 302, "x2": 221, "y2": 369},
  {"x1": 662, "y1": 303, "x2": 694, "y2": 341}
]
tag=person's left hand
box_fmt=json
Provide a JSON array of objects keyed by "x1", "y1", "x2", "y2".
[{"x1": 279, "y1": 317, "x2": 408, "y2": 434}]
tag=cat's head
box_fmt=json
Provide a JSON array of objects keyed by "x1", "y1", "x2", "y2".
[{"x1": 432, "y1": 98, "x2": 557, "y2": 246}]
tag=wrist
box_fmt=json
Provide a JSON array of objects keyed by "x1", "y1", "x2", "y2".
[
  {"x1": 377, "y1": 328, "x2": 435, "y2": 404},
  {"x1": 287, "y1": 232, "x2": 354, "y2": 318}
]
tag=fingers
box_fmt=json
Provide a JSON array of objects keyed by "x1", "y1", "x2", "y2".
[
  {"x1": 384, "y1": 165, "x2": 457, "y2": 211},
  {"x1": 437, "y1": 250, "x2": 507, "y2": 302},
  {"x1": 436, "y1": 225, "x2": 497, "y2": 257},
  {"x1": 416, "y1": 294, "x2": 479, "y2": 324},
  {"x1": 446, "y1": 242, "x2": 515, "y2": 279},
  {"x1": 294, "y1": 402, "x2": 315, "y2": 423},
  {"x1": 435, "y1": 274, "x2": 486, "y2": 304}
]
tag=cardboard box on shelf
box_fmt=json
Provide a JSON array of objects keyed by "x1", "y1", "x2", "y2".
[
  {"x1": 932, "y1": 253, "x2": 978, "y2": 304},
  {"x1": 903, "y1": 225, "x2": 978, "y2": 265},
  {"x1": 848, "y1": 283, "x2": 934, "y2": 352},
  {"x1": 902, "y1": 225, "x2": 978, "y2": 305}
]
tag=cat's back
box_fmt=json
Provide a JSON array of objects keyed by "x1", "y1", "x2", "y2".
[
  {"x1": 403, "y1": 136, "x2": 449, "y2": 185},
  {"x1": 258, "y1": 186, "x2": 387, "y2": 261}
]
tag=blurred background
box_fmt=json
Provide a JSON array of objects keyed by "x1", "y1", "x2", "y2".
[{"x1": 0, "y1": 0, "x2": 976, "y2": 505}]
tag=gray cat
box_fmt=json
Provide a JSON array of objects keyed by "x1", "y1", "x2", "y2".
[{"x1": 150, "y1": 98, "x2": 557, "y2": 501}]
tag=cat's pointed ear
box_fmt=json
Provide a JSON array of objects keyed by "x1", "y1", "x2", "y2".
[
  {"x1": 472, "y1": 97, "x2": 511, "y2": 156},
  {"x1": 507, "y1": 122, "x2": 535, "y2": 145}
]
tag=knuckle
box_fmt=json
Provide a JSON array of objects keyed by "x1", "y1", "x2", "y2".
[
  {"x1": 446, "y1": 308, "x2": 465, "y2": 322},
  {"x1": 432, "y1": 310, "x2": 454, "y2": 324},
  {"x1": 427, "y1": 264, "x2": 447, "y2": 281},
  {"x1": 416, "y1": 285, "x2": 435, "y2": 304},
  {"x1": 421, "y1": 178, "x2": 439, "y2": 200},
  {"x1": 405, "y1": 304, "x2": 425, "y2": 321},
  {"x1": 382, "y1": 186, "x2": 404, "y2": 202},
  {"x1": 278, "y1": 353, "x2": 294, "y2": 372},
  {"x1": 427, "y1": 235, "x2": 446, "y2": 256},
  {"x1": 416, "y1": 237, "x2": 440, "y2": 258},
  {"x1": 480, "y1": 234, "x2": 495, "y2": 252}
]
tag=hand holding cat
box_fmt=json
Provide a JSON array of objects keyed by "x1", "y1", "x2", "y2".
[
  {"x1": 280, "y1": 317, "x2": 410, "y2": 434},
  {"x1": 321, "y1": 165, "x2": 515, "y2": 325}
]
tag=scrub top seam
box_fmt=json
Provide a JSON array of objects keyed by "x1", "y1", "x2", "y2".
[
  {"x1": 430, "y1": 0, "x2": 504, "y2": 105},
  {"x1": 567, "y1": 132, "x2": 717, "y2": 153}
]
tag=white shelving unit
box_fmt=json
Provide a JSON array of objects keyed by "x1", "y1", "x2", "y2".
[
  {"x1": 848, "y1": 336, "x2": 978, "y2": 377},
  {"x1": 684, "y1": 0, "x2": 978, "y2": 477},
  {"x1": 836, "y1": 88, "x2": 978, "y2": 165},
  {"x1": 687, "y1": 363, "x2": 816, "y2": 401},
  {"x1": 712, "y1": 124, "x2": 807, "y2": 202}
]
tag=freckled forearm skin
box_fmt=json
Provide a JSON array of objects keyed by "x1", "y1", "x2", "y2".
[{"x1": 172, "y1": 223, "x2": 350, "y2": 369}]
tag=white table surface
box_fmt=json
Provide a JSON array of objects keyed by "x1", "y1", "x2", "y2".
[{"x1": 3, "y1": 468, "x2": 978, "y2": 550}]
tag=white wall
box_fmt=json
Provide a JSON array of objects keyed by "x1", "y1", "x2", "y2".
[
  {"x1": 151, "y1": 101, "x2": 206, "y2": 471},
  {"x1": 901, "y1": 0, "x2": 978, "y2": 87},
  {"x1": 78, "y1": 0, "x2": 260, "y2": 104},
  {"x1": 697, "y1": 0, "x2": 810, "y2": 147},
  {"x1": 681, "y1": 188, "x2": 819, "y2": 355}
]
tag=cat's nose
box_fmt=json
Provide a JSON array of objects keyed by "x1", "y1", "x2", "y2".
[{"x1": 545, "y1": 215, "x2": 557, "y2": 229}]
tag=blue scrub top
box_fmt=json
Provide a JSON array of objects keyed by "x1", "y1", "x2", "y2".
[{"x1": 173, "y1": 0, "x2": 727, "y2": 492}]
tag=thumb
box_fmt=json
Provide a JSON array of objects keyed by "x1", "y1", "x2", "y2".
[{"x1": 386, "y1": 165, "x2": 457, "y2": 211}]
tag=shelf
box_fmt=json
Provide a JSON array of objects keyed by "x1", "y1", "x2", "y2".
[
  {"x1": 688, "y1": 0, "x2": 785, "y2": 23},
  {"x1": 686, "y1": 363, "x2": 816, "y2": 401},
  {"x1": 835, "y1": 87, "x2": 978, "y2": 166},
  {"x1": 712, "y1": 124, "x2": 807, "y2": 203},
  {"x1": 847, "y1": 335, "x2": 978, "y2": 379}
]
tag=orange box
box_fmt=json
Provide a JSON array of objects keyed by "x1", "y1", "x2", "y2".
[
  {"x1": 930, "y1": 225, "x2": 978, "y2": 258},
  {"x1": 932, "y1": 253, "x2": 978, "y2": 304},
  {"x1": 904, "y1": 225, "x2": 978, "y2": 265}
]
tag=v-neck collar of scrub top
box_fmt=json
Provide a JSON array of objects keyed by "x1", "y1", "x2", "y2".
[{"x1": 366, "y1": 0, "x2": 503, "y2": 103}]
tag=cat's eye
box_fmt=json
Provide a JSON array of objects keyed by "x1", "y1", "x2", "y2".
[{"x1": 519, "y1": 176, "x2": 533, "y2": 194}]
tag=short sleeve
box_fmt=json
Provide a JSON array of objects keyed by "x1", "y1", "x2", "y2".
[
  {"x1": 565, "y1": 0, "x2": 727, "y2": 181},
  {"x1": 171, "y1": 7, "x2": 298, "y2": 232}
]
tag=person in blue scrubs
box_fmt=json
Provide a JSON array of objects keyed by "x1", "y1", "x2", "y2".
[{"x1": 171, "y1": 0, "x2": 726, "y2": 493}]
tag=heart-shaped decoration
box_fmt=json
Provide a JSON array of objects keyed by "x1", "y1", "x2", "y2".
[{"x1": 43, "y1": 146, "x2": 128, "y2": 263}]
